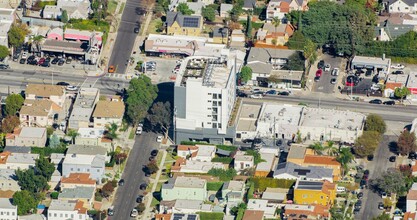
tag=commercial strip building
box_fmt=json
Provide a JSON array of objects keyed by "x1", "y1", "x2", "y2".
[{"x1": 350, "y1": 55, "x2": 391, "y2": 74}]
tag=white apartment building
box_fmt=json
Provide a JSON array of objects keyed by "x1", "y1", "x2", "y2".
[
  {"x1": 174, "y1": 51, "x2": 244, "y2": 144},
  {"x1": 0, "y1": 198, "x2": 17, "y2": 220},
  {"x1": 48, "y1": 199, "x2": 88, "y2": 220},
  {"x1": 0, "y1": 8, "x2": 14, "y2": 47}
]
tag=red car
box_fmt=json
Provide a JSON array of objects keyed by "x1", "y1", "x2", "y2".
[
  {"x1": 37, "y1": 58, "x2": 46, "y2": 65},
  {"x1": 316, "y1": 69, "x2": 323, "y2": 77}
]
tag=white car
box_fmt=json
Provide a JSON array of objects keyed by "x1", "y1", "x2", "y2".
[
  {"x1": 324, "y1": 64, "x2": 331, "y2": 72},
  {"x1": 331, "y1": 68, "x2": 339, "y2": 76},
  {"x1": 130, "y1": 209, "x2": 138, "y2": 217},
  {"x1": 136, "y1": 126, "x2": 142, "y2": 135},
  {"x1": 250, "y1": 94, "x2": 263, "y2": 99},
  {"x1": 391, "y1": 64, "x2": 405, "y2": 69},
  {"x1": 156, "y1": 136, "x2": 163, "y2": 143},
  {"x1": 65, "y1": 85, "x2": 78, "y2": 91},
  {"x1": 21, "y1": 52, "x2": 28, "y2": 59}
]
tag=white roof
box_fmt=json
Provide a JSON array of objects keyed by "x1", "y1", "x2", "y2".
[
  {"x1": 258, "y1": 103, "x2": 303, "y2": 126},
  {"x1": 181, "y1": 160, "x2": 225, "y2": 172},
  {"x1": 49, "y1": 199, "x2": 76, "y2": 211},
  {"x1": 195, "y1": 145, "x2": 216, "y2": 157},
  {"x1": 7, "y1": 153, "x2": 39, "y2": 164},
  {"x1": 175, "y1": 176, "x2": 206, "y2": 188},
  {"x1": 256, "y1": 153, "x2": 275, "y2": 172},
  {"x1": 77, "y1": 128, "x2": 105, "y2": 139},
  {"x1": 235, "y1": 154, "x2": 254, "y2": 162},
  {"x1": 0, "y1": 168, "x2": 15, "y2": 180},
  {"x1": 300, "y1": 108, "x2": 366, "y2": 131},
  {"x1": 284, "y1": 204, "x2": 315, "y2": 212},
  {"x1": 220, "y1": 3, "x2": 233, "y2": 12},
  {"x1": 0, "y1": 198, "x2": 16, "y2": 209},
  {"x1": 386, "y1": 74, "x2": 409, "y2": 84},
  {"x1": 19, "y1": 127, "x2": 46, "y2": 138},
  {"x1": 408, "y1": 72, "x2": 417, "y2": 89},
  {"x1": 174, "y1": 199, "x2": 203, "y2": 210},
  {"x1": 351, "y1": 55, "x2": 391, "y2": 66}
]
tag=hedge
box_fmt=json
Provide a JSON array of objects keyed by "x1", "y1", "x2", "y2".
[
  {"x1": 197, "y1": 212, "x2": 224, "y2": 220},
  {"x1": 31, "y1": 146, "x2": 67, "y2": 156},
  {"x1": 216, "y1": 145, "x2": 238, "y2": 152},
  {"x1": 211, "y1": 157, "x2": 233, "y2": 164},
  {"x1": 207, "y1": 182, "x2": 224, "y2": 191},
  {"x1": 208, "y1": 168, "x2": 237, "y2": 181},
  {"x1": 251, "y1": 177, "x2": 296, "y2": 191}
]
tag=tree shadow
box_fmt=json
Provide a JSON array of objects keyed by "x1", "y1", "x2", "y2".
[{"x1": 388, "y1": 141, "x2": 399, "y2": 155}]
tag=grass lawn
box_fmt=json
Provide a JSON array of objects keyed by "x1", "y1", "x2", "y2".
[
  {"x1": 107, "y1": 0, "x2": 118, "y2": 14},
  {"x1": 150, "y1": 197, "x2": 160, "y2": 207},
  {"x1": 118, "y1": 3, "x2": 125, "y2": 14},
  {"x1": 146, "y1": 18, "x2": 163, "y2": 35},
  {"x1": 128, "y1": 128, "x2": 135, "y2": 139}
]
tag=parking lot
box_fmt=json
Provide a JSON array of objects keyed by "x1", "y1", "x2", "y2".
[
  {"x1": 137, "y1": 56, "x2": 178, "y2": 83},
  {"x1": 313, "y1": 54, "x2": 343, "y2": 94}
]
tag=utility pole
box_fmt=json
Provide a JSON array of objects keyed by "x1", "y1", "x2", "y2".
[{"x1": 173, "y1": 106, "x2": 177, "y2": 144}]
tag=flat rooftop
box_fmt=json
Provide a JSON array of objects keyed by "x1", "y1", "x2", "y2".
[
  {"x1": 19, "y1": 127, "x2": 46, "y2": 138},
  {"x1": 7, "y1": 153, "x2": 39, "y2": 164},
  {"x1": 195, "y1": 145, "x2": 216, "y2": 157},
  {"x1": 300, "y1": 108, "x2": 365, "y2": 131},
  {"x1": 236, "y1": 104, "x2": 261, "y2": 132},
  {"x1": 67, "y1": 145, "x2": 107, "y2": 156},
  {"x1": 386, "y1": 74, "x2": 409, "y2": 84},
  {"x1": 174, "y1": 176, "x2": 206, "y2": 188},
  {"x1": 259, "y1": 103, "x2": 303, "y2": 126},
  {"x1": 77, "y1": 128, "x2": 105, "y2": 139},
  {"x1": 408, "y1": 72, "x2": 417, "y2": 88},
  {"x1": 351, "y1": 55, "x2": 391, "y2": 66},
  {"x1": 255, "y1": 153, "x2": 275, "y2": 172},
  {"x1": 49, "y1": 199, "x2": 76, "y2": 211},
  {"x1": 42, "y1": 39, "x2": 88, "y2": 55},
  {"x1": 0, "y1": 198, "x2": 15, "y2": 209}
]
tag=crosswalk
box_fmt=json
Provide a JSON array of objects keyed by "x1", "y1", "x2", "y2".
[{"x1": 104, "y1": 73, "x2": 125, "y2": 78}]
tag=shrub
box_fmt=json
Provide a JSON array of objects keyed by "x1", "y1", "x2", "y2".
[
  {"x1": 207, "y1": 182, "x2": 223, "y2": 191},
  {"x1": 197, "y1": 212, "x2": 224, "y2": 220},
  {"x1": 251, "y1": 177, "x2": 296, "y2": 191},
  {"x1": 211, "y1": 157, "x2": 233, "y2": 164},
  {"x1": 50, "y1": 192, "x2": 59, "y2": 199},
  {"x1": 31, "y1": 146, "x2": 66, "y2": 157},
  {"x1": 208, "y1": 168, "x2": 237, "y2": 181}
]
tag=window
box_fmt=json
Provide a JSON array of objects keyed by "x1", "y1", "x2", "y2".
[
  {"x1": 320, "y1": 196, "x2": 324, "y2": 199},
  {"x1": 207, "y1": 115, "x2": 211, "y2": 117},
  {"x1": 219, "y1": 94, "x2": 222, "y2": 99},
  {"x1": 97, "y1": 169, "x2": 100, "y2": 172},
  {"x1": 77, "y1": 168, "x2": 80, "y2": 171},
  {"x1": 218, "y1": 101, "x2": 222, "y2": 106},
  {"x1": 218, "y1": 123, "x2": 222, "y2": 128},
  {"x1": 97, "y1": 117, "x2": 101, "y2": 119},
  {"x1": 212, "y1": 123, "x2": 217, "y2": 128},
  {"x1": 65, "y1": 214, "x2": 68, "y2": 217},
  {"x1": 213, "y1": 94, "x2": 217, "y2": 99},
  {"x1": 60, "y1": 213, "x2": 63, "y2": 217},
  {"x1": 71, "y1": 168, "x2": 74, "y2": 171},
  {"x1": 71, "y1": 214, "x2": 74, "y2": 218},
  {"x1": 54, "y1": 213, "x2": 57, "y2": 217}
]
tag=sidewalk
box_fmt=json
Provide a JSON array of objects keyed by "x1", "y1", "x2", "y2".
[{"x1": 142, "y1": 150, "x2": 167, "y2": 220}]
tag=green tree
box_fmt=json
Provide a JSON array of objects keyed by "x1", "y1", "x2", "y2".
[
  {"x1": 1, "y1": 115, "x2": 20, "y2": 133},
  {"x1": 308, "y1": 142, "x2": 325, "y2": 155},
  {"x1": 285, "y1": 51, "x2": 305, "y2": 71},
  {"x1": 61, "y1": 10, "x2": 68, "y2": 23},
  {"x1": 8, "y1": 23, "x2": 30, "y2": 48},
  {"x1": 177, "y1": 3, "x2": 194, "y2": 15},
  {"x1": 394, "y1": 87, "x2": 411, "y2": 102},
  {"x1": 146, "y1": 161, "x2": 159, "y2": 174},
  {"x1": 126, "y1": 76, "x2": 158, "y2": 125},
  {"x1": 16, "y1": 168, "x2": 49, "y2": 193},
  {"x1": 365, "y1": 114, "x2": 386, "y2": 134},
  {"x1": 202, "y1": 6, "x2": 216, "y2": 22},
  {"x1": 48, "y1": 134, "x2": 60, "y2": 148},
  {"x1": 136, "y1": 203, "x2": 146, "y2": 214},
  {"x1": 397, "y1": 130, "x2": 417, "y2": 155},
  {"x1": 35, "y1": 157, "x2": 55, "y2": 181},
  {"x1": 271, "y1": 17, "x2": 280, "y2": 45},
  {"x1": 239, "y1": 66, "x2": 253, "y2": 84},
  {"x1": 0, "y1": 45, "x2": 9, "y2": 59},
  {"x1": 246, "y1": 15, "x2": 252, "y2": 38},
  {"x1": 5, "y1": 93, "x2": 24, "y2": 116},
  {"x1": 372, "y1": 213, "x2": 391, "y2": 220},
  {"x1": 31, "y1": 35, "x2": 44, "y2": 52},
  {"x1": 370, "y1": 169, "x2": 406, "y2": 194},
  {"x1": 147, "y1": 102, "x2": 171, "y2": 137},
  {"x1": 67, "y1": 129, "x2": 78, "y2": 144},
  {"x1": 13, "y1": 190, "x2": 37, "y2": 215},
  {"x1": 303, "y1": 39, "x2": 317, "y2": 65},
  {"x1": 287, "y1": 30, "x2": 306, "y2": 50},
  {"x1": 208, "y1": 168, "x2": 237, "y2": 181},
  {"x1": 353, "y1": 131, "x2": 381, "y2": 157},
  {"x1": 244, "y1": 149, "x2": 265, "y2": 165},
  {"x1": 337, "y1": 147, "x2": 354, "y2": 176},
  {"x1": 105, "y1": 122, "x2": 119, "y2": 152}
]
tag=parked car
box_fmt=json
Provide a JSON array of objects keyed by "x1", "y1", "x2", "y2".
[
  {"x1": 58, "y1": 59, "x2": 65, "y2": 66},
  {"x1": 383, "y1": 100, "x2": 395, "y2": 105},
  {"x1": 40, "y1": 61, "x2": 50, "y2": 67},
  {"x1": 134, "y1": 27, "x2": 140, "y2": 33},
  {"x1": 324, "y1": 64, "x2": 331, "y2": 72},
  {"x1": 0, "y1": 64, "x2": 9, "y2": 69},
  {"x1": 136, "y1": 195, "x2": 143, "y2": 203},
  {"x1": 139, "y1": 183, "x2": 147, "y2": 190},
  {"x1": 357, "y1": 192, "x2": 363, "y2": 199},
  {"x1": 389, "y1": 156, "x2": 396, "y2": 162},
  {"x1": 367, "y1": 155, "x2": 374, "y2": 161},
  {"x1": 151, "y1": 150, "x2": 158, "y2": 157},
  {"x1": 330, "y1": 78, "x2": 337, "y2": 84},
  {"x1": 29, "y1": 59, "x2": 38, "y2": 65},
  {"x1": 66, "y1": 57, "x2": 72, "y2": 64},
  {"x1": 369, "y1": 99, "x2": 382, "y2": 104},
  {"x1": 250, "y1": 94, "x2": 263, "y2": 99},
  {"x1": 136, "y1": 126, "x2": 142, "y2": 135},
  {"x1": 118, "y1": 179, "x2": 125, "y2": 186},
  {"x1": 391, "y1": 64, "x2": 405, "y2": 69},
  {"x1": 381, "y1": 192, "x2": 387, "y2": 198},
  {"x1": 393, "y1": 70, "x2": 404, "y2": 75},
  {"x1": 156, "y1": 136, "x2": 163, "y2": 143},
  {"x1": 37, "y1": 58, "x2": 46, "y2": 65},
  {"x1": 318, "y1": 60, "x2": 325, "y2": 69},
  {"x1": 409, "y1": 152, "x2": 417, "y2": 160},
  {"x1": 316, "y1": 69, "x2": 323, "y2": 77},
  {"x1": 278, "y1": 91, "x2": 290, "y2": 96},
  {"x1": 265, "y1": 90, "x2": 276, "y2": 95},
  {"x1": 66, "y1": 85, "x2": 78, "y2": 91},
  {"x1": 378, "y1": 202, "x2": 384, "y2": 210},
  {"x1": 314, "y1": 76, "x2": 321, "y2": 82},
  {"x1": 51, "y1": 57, "x2": 59, "y2": 64},
  {"x1": 107, "y1": 206, "x2": 114, "y2": 216},
  {"x1": 56, "y1": 82, "x2": 70, "y2": 86},
  {"x1": 130, "y1": 209, "x2": 138, "y2": 217},
  {"x1": 149, "y1": 156, "x2": 155, "y2": 161},
  {"x1": 331, "y1": 68, "x2": 339, "y2": 76},
  {"x1": 19, "y1": 58, "x2": 26, "y2": 64},
  {"x1": 21, "y1": 52, "x2": 28, "y2": 59}
]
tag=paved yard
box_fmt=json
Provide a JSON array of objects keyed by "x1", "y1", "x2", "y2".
[{"x1": 140, "y1": 57, "x2": 178, "y2": 83}]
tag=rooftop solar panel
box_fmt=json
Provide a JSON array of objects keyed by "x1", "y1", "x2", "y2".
[{"x1": 183, "y1": 17, "x2": 199, "y2": 28}]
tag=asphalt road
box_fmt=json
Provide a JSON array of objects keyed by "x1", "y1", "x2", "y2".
[
  {"x1": 356, "y1": 135, "x2": 396, "y2": 219},
  {"x1": 0, "y1": 69, "x2": 128, "y2": 95},
  {"x1": 259, "y1": 95, "x2": 417, "y2": 123},
  {"x1": 108, "y1": 0, "x2": 145, "y2": 74},
  {"x1": 109, "y1": 132, "x2": 159, "y2": 220},
  {"x1": 313, "y1": 54, "x2": 342, "y2": 94}
]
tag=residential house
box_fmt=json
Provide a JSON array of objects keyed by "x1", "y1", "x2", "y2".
[
  {"x1": 273, "y1": 162, "x2": 334, "y2": 182},
  {"x1": 262, "y1": 187, "x2": 289, "y2": 203},
  {"x1": 59, "y1": 186, "x2": 95, "y2": 209},
  {"x1": 47, "y1": 27, "x2": 64, "y2": 41},
  {"x1": 234, "y1": 151, "x2": 254, "y2": 172},
  {"x1": 47, "y1": 199, "x2": 88, "y2": 220},
  {"x1": 177, "y1": 145, "x2": 199, "y2": 158},
  {"x1": 266, "y1": 0, "x2": 308, "y2": 21},
  {"x1": 375, "y1": 19, "x2": 414, "y2": 41},
  {"x1": 0, "y1": 169, "x2": 20, "y2": 192},
  {"x1": 230, "y1": 30, "x2": 246, "y2": 48},
  {"x1": 283, "y1": 204, "x2": 331, "y2": 220},
  {"x1": 243, "y1": 0, "x2": 257, "y2": 10},
  {"x1": 245, "y1": 47, "x2": 300, "y2": 86},
  {"x1": 60, "y1": 173, "x2": 97, "y2": 189},
  {"x1": 254, "y1": 153, "x2": 276, "y2": 177},
  {"x1": 220, "y1": 4, "x2": 233, "y2": 18},
  {"x1": 6, "y1": 127, "x2": 47, "y2": 148},
  {"x1": 92, "y1": 97, "x2": 125, "y2": 128},
  {"x1": 68, "y1": 88, "x2": 100, "y2": 130},
  {"x1": 166, "y1": 12, "x2": 203, "y2": 36},
  {"x1": 75, "y1": 128, "x2": 112, "y2": 150},
  {"x1": 186, "y1": 2, "x2": 204, "y2": 15},
  {"x1": 191, "y1": 145, "x2": 216, "y2": 162},
  {"x1": 0, "y1": 198, "x2": 17, "y2": 220},
  {"x1": 383, "y1": 0, "x2": 417, "y2": 13},
  {"x1": 161, "y1": 176, "x2": 207, "y2": 201},
  {"x1": 211, "y1": 27, "x2": 228, "y2": 44},
  {"x1": 384, "y1": 74, "x2": 409, "y2": 98},
  {"x1": 0, "y1": 151, "x2": 39, "y2": 170},
  {"x1": 25, "y1": 84, "x2": 66, "y2": 107},
  {"x1": 222, "y1": 180, "x2": 246, "y2": 214},
  {"x1": 407, "y1": 72, "x2": 417, "y2": 100},
  {"x1": 242, "y1": 210, "x2": 264, "y2": 220},
  {"x1": 247, "y1": 199, "x2": 279, "y2": 219},
  {"x1": 58, "y1": 0, "x2": 92, "y2": 19},
  {"x1": 407, "y1": 187, "x2": 417, "y2": 212},
  {"x1": 62, "y1": 145, "x2": 108, "y2": 183},
  {"x1": 20, "y1": 100, "x2": 60, "y2": 127},
  {"x1": 167, "y1": 199, "x2": 211, "y2": 214},
  {"x1": 293, "y1": 180, "x2": 336, "y2": 206},
  {"x1": 42, "y1": 5, "x2": 62, "y2": 19},
  {"x1": 0, "y1": 8, "x2": 14, "y2": 47},
  {"x1": 256, "y1": 23, "x2": 295, "y2": 46},
  {"x1": 171, "y1": 157, "x2": 226, "y2": 173}
]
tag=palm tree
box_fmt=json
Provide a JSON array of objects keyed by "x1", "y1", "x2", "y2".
[
  {"x1": 336, "y1": 147, "x2": 354, "y2": 176},
  {"x1": 106, "y1": 122, "x2": 119, "y2": 152},
  {"x1": 325, "y1": 141, "x2": 338, "y2": 156},
  {"x1": 271, "y1": 17, "x2": 281, "y2": 46},
  {"x1": 31, "y1": 35, "x2": 44, "y2": 53},
  {"x1": 308, "y1": 142, "x2": 325, "y2": 155},
  {"x1": 67, "y1": 129, "x2": 79, "y2": 144}
]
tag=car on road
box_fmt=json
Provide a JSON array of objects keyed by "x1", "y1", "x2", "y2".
[
  {"x1": 318, "y1": 60, "x2": 325, "y2": 69},
  {"x1": 0, "y1": 64, "x2": 9, "y2": 69},
  {"x1": 391, "y1": 64, "x2": 405, "y2": 69},
  {"x1": 330, "y1": 78, "x2": 336, "y2": 84},
  {"x1": 324, "y1": 64, "x2": 331, "y2": 72},
  {"x1": 66, "y1": 85, "x2": 78, "y2": 91},
  {"x1": 130, "y1": 209, "x2": 138, "y2": 217},
  {"x1": 316, "y1": 69, "x2": 323, "y2": 77},
  {"x1": 393, "y1": 70, "x2": 404, "y2": 75},
  {"x1": 58, "y1": 59, "x2": 65, "y2": 66},
  {"x1": 250, "y1": 94, "x2": 263, "y2": 99},
  {"x1": 378, "y1": 202, "x2": 384, "y2": 210},
  {"x1": 140, "y1": 183, "x2": 148, "y2": 190},
  {"x1": 21, "y1": 52, "x2": 28, "y2": 59},
  {"x1": 278, "y1": 91, "x2": 290, "y2": 96},
  {"x1": 56, "y1": 82, "x2": 70, "y2": 86},
  {"x1": 108, "y1": 65, "x2": 115, "y2": 73},
  {"x1": 108, "y1": 206, "x2": 115, "y2": 216},
  {"x1": 51, "y1": 57, "x2": 59, "y2": 64},
  {"x1": 134, "y1": 27, "x2": 140, "y2": 33},
  {"x1": 19, "y1": 58, "x2": 26, "y2": 64},
  {"x1": 367, "y1": 155, "x2": 374, "y2": 161},
  {"x1": 389, "y1": 156, "x2": 396, "y2": 162},
  {"x1": 331, "y1": 68, "x2": 339, "y2": 76},
  {"x1": 265, "y1": 90, "x2": 276, "y2": 95},
  {"x1": 136, "y1": 126, "x2": 142, "y2": 135},
  {"x1": 369, "y1": 99, "x2": 382, "y2": 104},
  {"x1": 118, "y1": 179, "x2": 124, "y2": 186},
  {"x1": 156, "y1": 136, "x2": 163, "y2": 143},
  {"x1": 151, "y1": 150, "x2": 158, "y2": 157},
  {"x1": 136, "y1": 195, "x2": 143, "y2": 203},
  {"x1": 383, "y1": 100, "x2": 395, "y2": 105},
  {"x1": 357, "y1": 192, "x2": 363, "y2": 199},
  {"x1": 314, "y1": 76, "x2": 321, "y2": 82}
]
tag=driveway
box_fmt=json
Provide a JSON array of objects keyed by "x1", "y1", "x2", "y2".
[
  {"x1": 313, "y1": 54, "x2": 342, "y2": 94},
  {"x1": 355, "y1": 135, "x2": 397, "y2": 219},
  {"x1": 109, "y1": 132, "x2": 160, "y2": 220}
]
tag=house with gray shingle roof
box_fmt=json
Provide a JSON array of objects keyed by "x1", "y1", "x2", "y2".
[
  {"x1": 166, "y1": 11, "x2": 203, "y2": 36},
  {"x1": 375, "y1": 19, "x2": 415, "y2": 41},
  {"x1": 273, "y1": 162, "x2": 334, "y2": 182}
]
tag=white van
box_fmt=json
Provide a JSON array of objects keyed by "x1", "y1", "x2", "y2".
[{"x1": 136, "y1": 126, "x2": 142, "y2": 135}]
